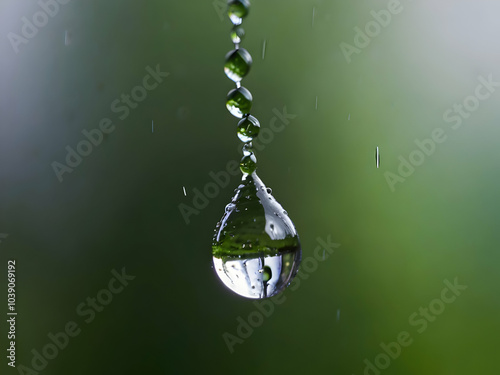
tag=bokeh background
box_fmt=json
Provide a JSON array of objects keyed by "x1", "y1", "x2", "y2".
[{"x1": 1, "y1": 0, "x2": 499, "y2": 374}]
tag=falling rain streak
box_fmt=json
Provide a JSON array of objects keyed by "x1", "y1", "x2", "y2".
[
  {"x1": 262, "y1": 39, "x2": 266, "y2": 60},
  {"x1": 375, "y1": 147, "x2": 380, "y2": 168},
  {"x1": 182, "y1": 186, "x2": 187, "y2": 196},
  {"x1": 315, "y1": 96, "x2": 318, "y2": 110},
  {"x1": 312, "y1": 7, "x2": 315, "y2": 27}
]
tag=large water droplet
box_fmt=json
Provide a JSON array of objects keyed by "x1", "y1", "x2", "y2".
[
  {"x1": 227, "y1": 0, "x2": 250, "y2": 25},
  {"x1": 212, "y1": 172, "x2": 301, "y2": 298},
  {"x1": 226, "y1": 86, "x2": 253, "y2": 118},
  {"x1": 237, "y1": 115, "x2": 260, "y2": 142},
  {"x1": 224, "y1": 48, "x2": 252, "y2": 82}
]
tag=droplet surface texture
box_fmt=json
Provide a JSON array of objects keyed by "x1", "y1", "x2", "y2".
[
  {"x1": 212, "y1": 172, "x2": 301, "y2": 298},
  {"x1": 226, "y1": 86, "x2": 253, "y2": 118},
  {"x1": 237, "y1": 115, "x2": 260, "y2": 142},
  {"x1": 227, "y1": 0, "x2": 250, "y2": 25},
  {"x1": 224, "y1": 48, "x2": 252, "y2": 82}
]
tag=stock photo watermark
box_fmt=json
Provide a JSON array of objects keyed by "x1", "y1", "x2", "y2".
[
  {"x1": 212, "y1": 0, "x2": 227, "y2": 22},
  {"x1": 384, "y1": 74, "x2": 499, "y2": 192},
  {"x1": 222, "y1": 235, "x2": 340, "y2": 354},
  {"x1": 7, "y1": 0, "x2": 72, "y2": 54},
  {"x1": 51, "y1": 64, "x2": 169, "y2": 182},
  {"x1": 355, "y1": 277, "x2": 467, "y2": 375},
  {"x1": 339, "y1": 0, "x2": 410, "y2": 64},
  {"x1": 178, "y1": 106, "x2": 297, "y2": 225},
  {"x1": 6, "y1": 260, "x2": 17, "y2": 368},
  {"x1": 15, "y1": 267, "x2": 135, "y2": 374}
]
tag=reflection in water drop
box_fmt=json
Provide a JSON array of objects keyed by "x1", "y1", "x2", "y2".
[
  {"x1": 213, "y1": 250, "x2": 300, "y2": 299},
  {"x1": 227, "y1": 0, "x2": 250, "y2": 25},
  {"x1": 230, "y1": 25, "x2": 245, "y2": 44},
  {"x1": 226, "y1": 86, "x2": 253, "y2": 118},
  {"x1": 237, "y1": 115, "x2": 260, "y2": 142},
  {"x1": 224, "y1": 48, "x2": 252, "y2": 82},
  {"x1": 212, "y1": 172, "x2": 301, "y2": 298}
]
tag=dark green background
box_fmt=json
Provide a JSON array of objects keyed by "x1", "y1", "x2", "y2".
[{"x1": 1, "y1": 0, "x2": 499, "y2": 374}]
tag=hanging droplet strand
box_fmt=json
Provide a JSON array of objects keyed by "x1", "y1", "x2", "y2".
[{"x1": 212, "y1": 0, "x2": 302, "y2": 299}]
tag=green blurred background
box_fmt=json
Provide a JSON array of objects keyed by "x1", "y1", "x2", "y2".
[{"x1": 1, "y1": 0, "x2": 499, "y2": 374}]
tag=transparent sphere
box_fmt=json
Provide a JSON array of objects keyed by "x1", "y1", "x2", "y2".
[
  {"x1": 230, "y1": 25, "x2": 245, "y2": 44},
  {"x1": 237, "y1": 115, "x2": 260, "y2": 142},
  {"x1": 212, "y1": 172, "x2": 301, "y2": 298},
  {"x1": 227, "y1": 0, "x2": 250, "y2": 25},
  {"x1": 240, "y1": 152, "x2": 257, "y2": 174},
  {"x1": 224, "y1": 48, "x2": 252, "y2": 82},
  {"x1": 226, "y1": 86, "x2": 253, "y2": 118},
  {"x1": 242, "y1": 142, "x2": 254, "y2": 156}
]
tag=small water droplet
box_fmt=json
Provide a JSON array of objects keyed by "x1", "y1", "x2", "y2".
[
  {"x1": 266, "y1": 187, "x2": 272, "y2": 194},
  {"x1": 230, "y1": 25, "x2": 245, "y2": 44}
]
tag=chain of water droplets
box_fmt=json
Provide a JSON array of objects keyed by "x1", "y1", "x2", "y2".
[{"x1": 224, "y1": 0, "x2": 260, "y2": 176}]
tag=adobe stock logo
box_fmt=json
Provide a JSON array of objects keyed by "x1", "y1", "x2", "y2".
[
  {"x1": 384, "y1": 74, "x2": 499, "y2": 192},
  {"x1": 354, "y1": 277, "x2": 467, "y2": 375},
  {"x1": 222, "y1": 235, "x2": 340, "y2": 354},
  {"x1": 16, "y1": 268, "x2": 135, "y2": 375},
  {"x1": 51, "y1": 64, "x2": 169, "y2": 182},
  {"x1": 7, "y1": 0, "x2": 72, "y2": 54},
  {"x1": 339, "y1": 0, "x2": 409, "y2": 64},
  {"x1": 178, "y1": 106, "x2": 297, "y2": 224}
]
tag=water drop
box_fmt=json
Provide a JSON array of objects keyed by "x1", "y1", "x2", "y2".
[
  {"x1": 237, "y1": 115, "x2": 260, "y2": 142},
  {"x1": 224, "y1": 48, "x2": 252, "y2": 82},
  {"x1": 266, "y1": 187, "x2": 272, "y2": 194},
  {"x1": 227, "y1": 0, "x2": 250, "y2": 25},
  {"x1": 212, "y1": 172, "x2": 301, "y2": 299},
  {"x1": 230, "y1": 25, "x2": 245, "y2": 44},
  {"x1": 242, "y1": 142, "x2": 254, "y2": 156},
  {"x1": 240, "y1": 152, "x2": 257, "y2": 175},
  {"x1": 226, "y1": 86, "x2": 253, "y2": 118}
]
